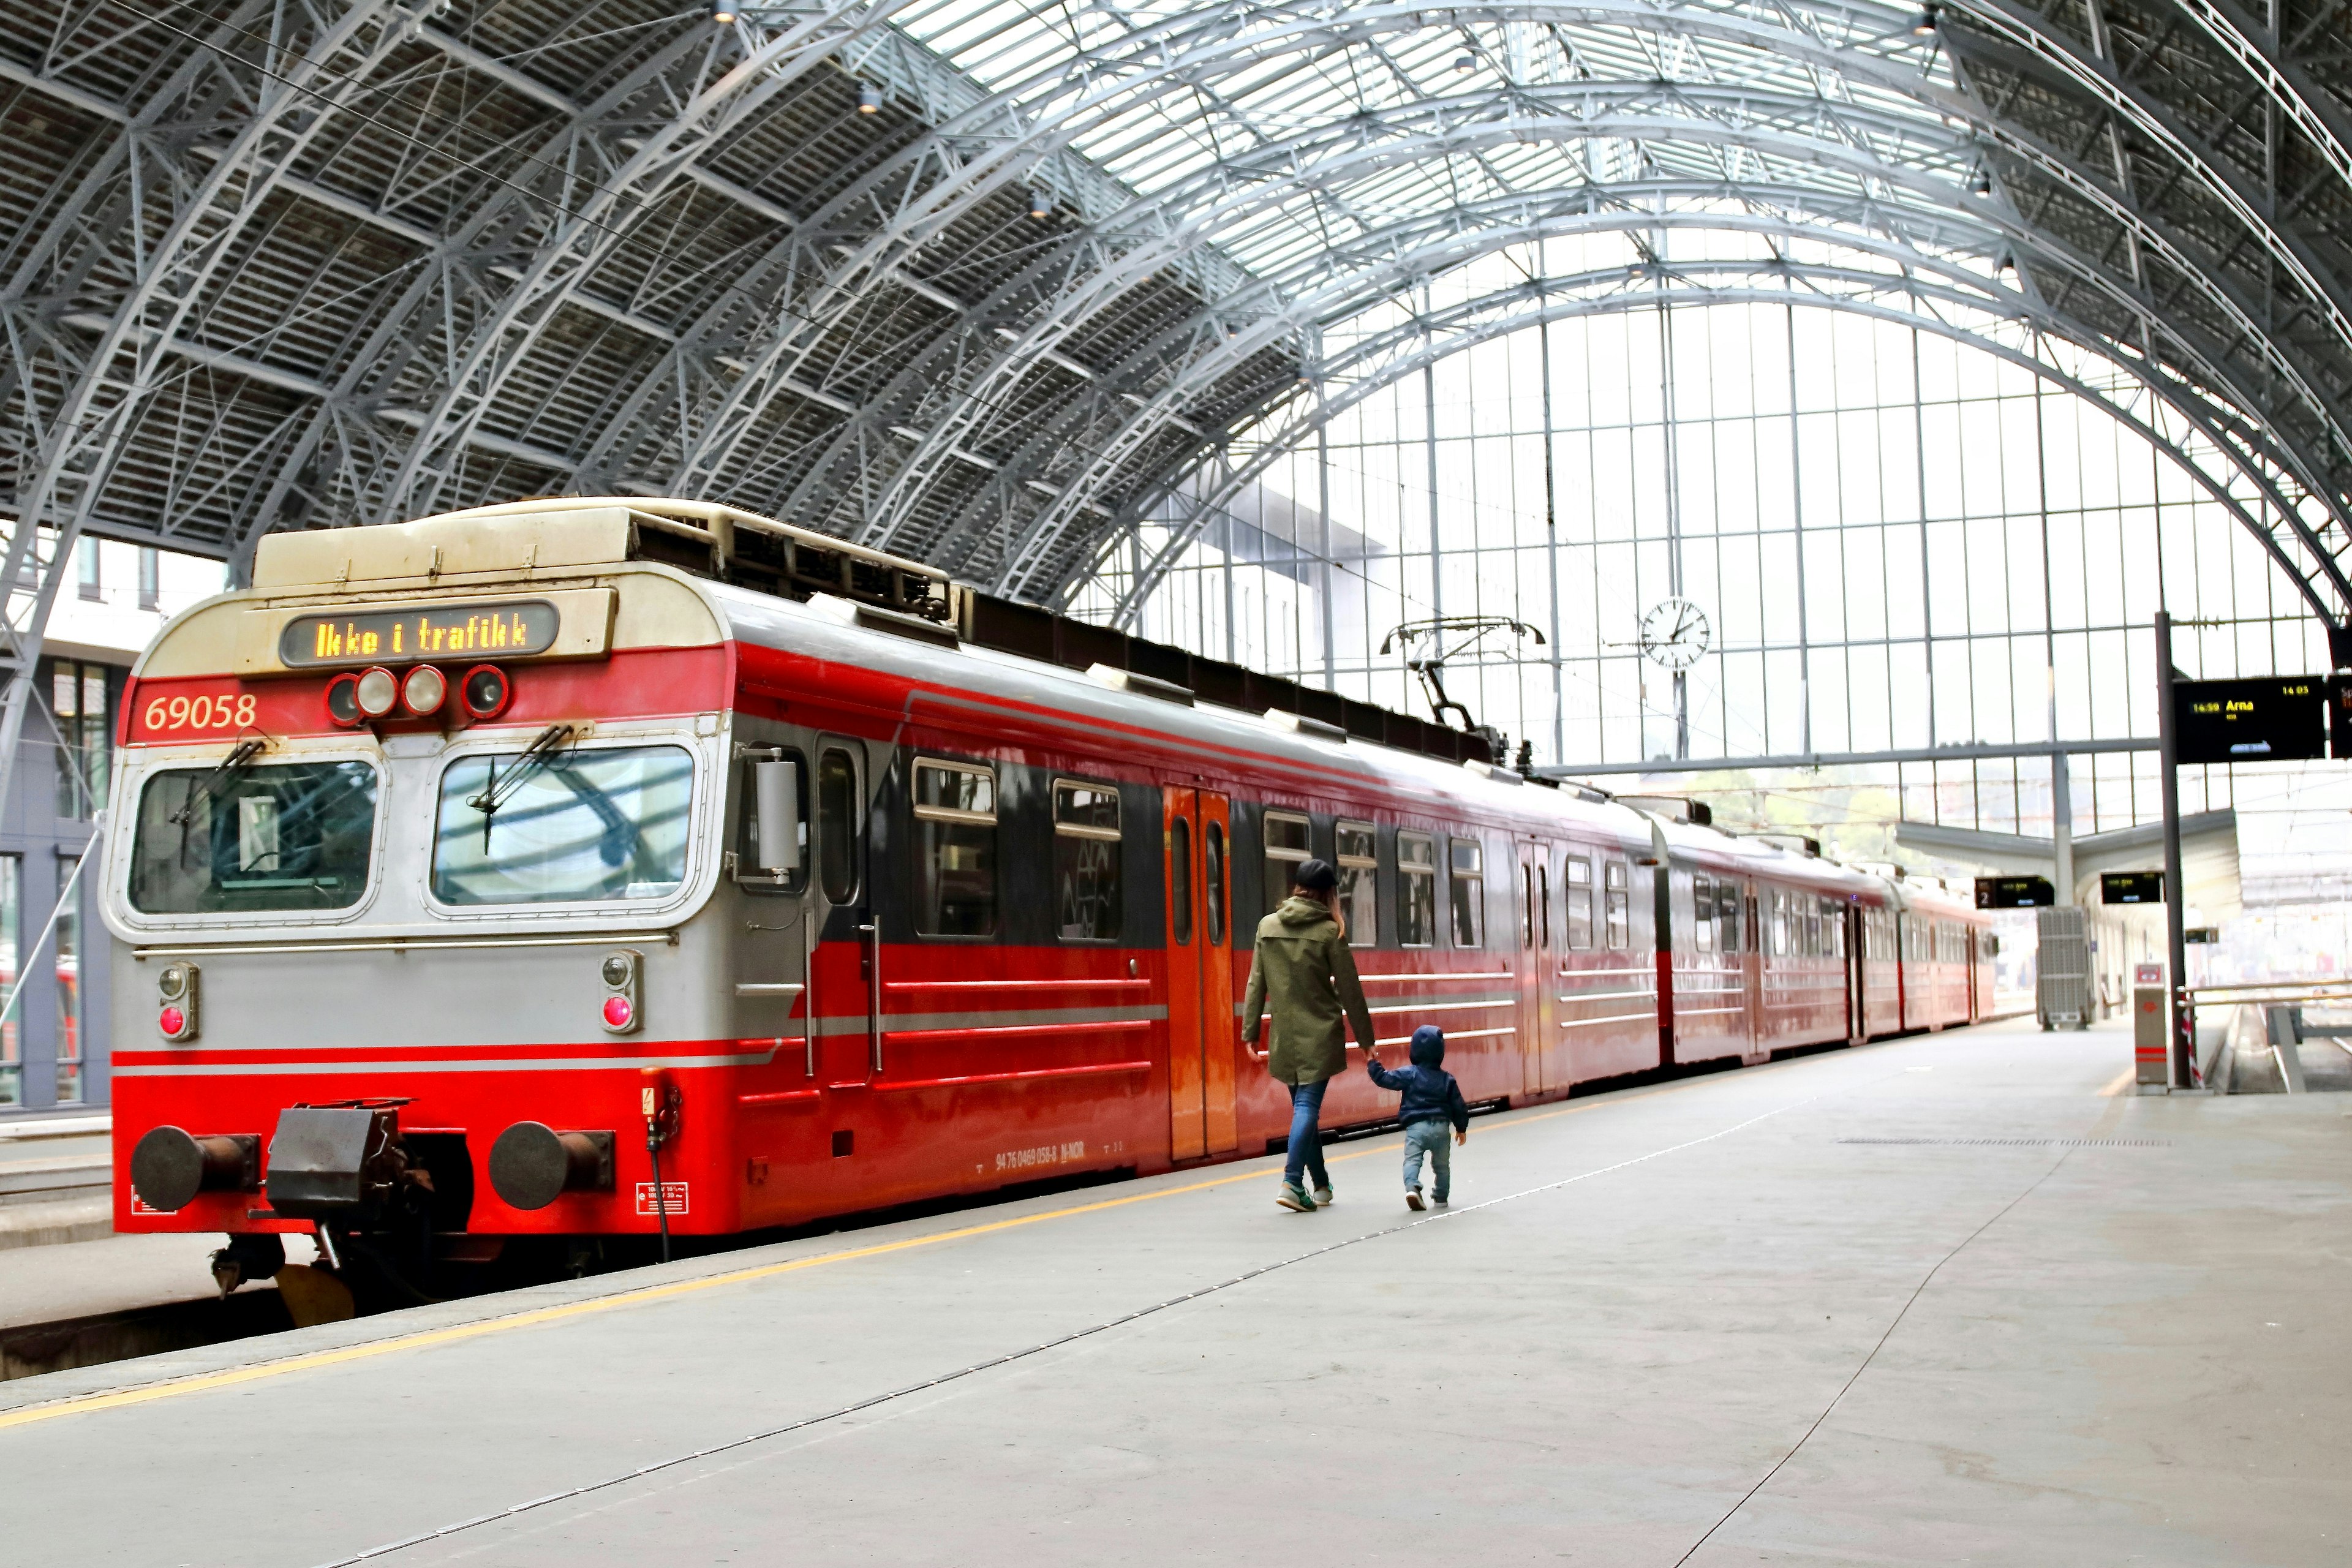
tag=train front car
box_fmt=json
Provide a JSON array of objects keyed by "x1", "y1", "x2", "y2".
[{"x1": 107, "y1": 505, "x2": 755, "y2": 1299}]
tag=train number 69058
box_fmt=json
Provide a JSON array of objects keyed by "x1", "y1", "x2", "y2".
[{"x1": 144, "y1": 693, "x2": 258, "y2": 733}]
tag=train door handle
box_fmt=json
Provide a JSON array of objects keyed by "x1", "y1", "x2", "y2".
[{"x1": 857, "y1": 922, "x2": 881, "y2": 1072}]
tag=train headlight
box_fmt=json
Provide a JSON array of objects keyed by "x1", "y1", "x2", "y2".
[
  {"x1": 459, "y1": 664, "x2": 511, "y2": 720},
  {"x1": 402, "y1": 664, "x2": 447, "y2": 716},
  {"x1": 157, "y1": 962, "x2": 199, "y2": 1042},
  {"x1": 355, "y1": 666, "x2": 399, "y2": 719},
  {"x1": 600, "y1": 949, "x2": 642, "y2": 1035},
  {"x1": 325, "y1": 672, "x2": 363, "y2": 727}
]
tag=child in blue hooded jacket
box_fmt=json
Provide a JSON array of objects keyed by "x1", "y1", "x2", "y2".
[{"x1": 1366, "y1": 1024, "x2": 1470, "y2": 1209}]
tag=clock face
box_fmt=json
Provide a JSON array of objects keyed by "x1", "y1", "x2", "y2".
[{"x1": 1639, "y1": 598, "x2": 1711, "y2": 670}]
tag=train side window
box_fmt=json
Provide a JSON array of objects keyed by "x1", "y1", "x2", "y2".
[
  {"x1": 1397, "y1": 832, "x2": 1436, "y2": 947},
  {"x1": 1692, "y1": 873, "x2": 1713, "y2": 954},
  {"x1": 1770, "y1": 889, "x2": 1787, "y2": 956},
  {"x1": 1262, "y1": 810, "x2": 1310, "y2": 909},
  {"x1": 1335, "y1": 821, "x2": 1378, "y2": 947},
  {"x1": 1716, "y1": 879, "x2": 1741, "y2": 954},
  {"x1": 1604, "y1": 861, "x2": 1630, "y2": 949},
  {"x1": 816, "y1": 746, "x2": 859, "y2": 904},
  {"x1": 1170, "y1": 816, "x2": 1193, "y2": 945},
  {"x1": 1564, "y1": 856, "x2": 1594, "y2": 949},
  {"x1": 911, "y1": 759, "x2": 996, "y2": 937},
  {"x1": 1538, "y1": 862, "x2": 1551, "y2": 949},
  {"x1": 1520, "y1": 861, "x2": 1536, "y2": 949},
  {"x1": 1205, "y1": 822, "x2": 1227, "y2": 946},
  {"x1": 1449, "y1": 837, "x2": 1484, "y2": 948},
  {"x1": 1052, "y1": 780, "x2": 1121, "y2": 941}
]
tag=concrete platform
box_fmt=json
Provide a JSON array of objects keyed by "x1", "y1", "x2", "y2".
[{"x1": 2, "y1": 1017, "x2": 2345, "y2": 1567}]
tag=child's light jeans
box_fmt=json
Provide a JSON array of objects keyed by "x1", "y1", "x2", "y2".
[{"x1": 1401, "y1": 1118, "x2": 1451, "y2": 1202}]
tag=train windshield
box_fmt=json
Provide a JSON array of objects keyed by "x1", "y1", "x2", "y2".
[
  {"x1": 432, "y1": 744, "x2": 693, "y2": 906},
  {"x1": 129, "y1": 761, "x2": 379, "y2": 913}
]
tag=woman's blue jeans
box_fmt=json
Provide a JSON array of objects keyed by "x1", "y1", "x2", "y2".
[{"x1": 1283, "y1": 1079, "x2": 1330, "y2": 1189}]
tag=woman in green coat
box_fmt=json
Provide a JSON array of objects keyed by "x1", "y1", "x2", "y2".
[{"x1": 1240, "y1": 858, "x2": 1378, "y2": 1212}]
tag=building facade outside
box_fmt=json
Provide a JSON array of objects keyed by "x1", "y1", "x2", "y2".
[{"x1": 0, "y1": 538, "x2": 225, "y2": 1114}]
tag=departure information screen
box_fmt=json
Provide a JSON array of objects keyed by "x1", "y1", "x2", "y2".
[
  {"x1": 2173, "y1": 676, "x2": 2326, "y2": 763},
  {"x1": 1975, "y1": 876, "x2": 2054, "y2": 909},
  {"x1": 280, "y1": 600, "x2": 560, "y2": 666},
  {"x1": 2101, "y1": 871, "x2": 2165, "y2": 905}
]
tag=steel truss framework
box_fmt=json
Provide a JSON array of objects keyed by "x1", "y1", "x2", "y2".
[{"x1": 0, "y1": 0, "x2": 2344, "y2": 815}]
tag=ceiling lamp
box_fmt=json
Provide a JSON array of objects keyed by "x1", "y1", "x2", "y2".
[
  {"x1": 709, "y1": 0, "x2": 736, "y2": 21},
  {"x1": 1453, "y1": 53, "x2": 1474, "y2": 73},
  {"x1": 1027, "y1": 189, "x2": 1051, "y2": 219},
  {"x1": 1970, "y1": 168, "x2": 1993, "y2": 195},
  {"x1": 1912, "y1": 5, "x2": 1939, "y2": 34},
  {"x1": 856, "y1": 83, "x2": 882, "y2": 114}
]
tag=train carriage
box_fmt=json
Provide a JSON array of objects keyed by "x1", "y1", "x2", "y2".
[{"x1": 106, "y1": 499, "x2": 1994, "y2": 1302}]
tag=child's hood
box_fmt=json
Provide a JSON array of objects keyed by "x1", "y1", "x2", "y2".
[{"x1": 1409, "y1": 1025, "x2": 1446, "y2": 1068}]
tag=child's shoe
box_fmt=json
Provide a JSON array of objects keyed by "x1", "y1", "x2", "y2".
[
  {"x1": 1405, "y1": 1186, "x2": 1425, "y2": 1211},
  {"x1": 1276, "y1": 1183, "x2": 1317, "y2": 1212}
]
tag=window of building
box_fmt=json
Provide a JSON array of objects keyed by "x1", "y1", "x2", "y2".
[
  {"x1": 138, "y1": 546, "x2": 160, "y2": 611},
  {"x1": 1397, "y1": 832, "x2": 1436, "y2": 946},
  {"x1": 1449, "y1": 837, "x2": 1483, "y2": 948},
  {"x1": 1053, "y1": 780, "x2": 1122, "y2": 941},
  {"x1": 1169, "y1": 816, "x2": 1193, "y2": 945},
  {"x1": 911, "y1": 760, "x2": 996, "y2": 937},
  {"x1": 1564, "y1": 856, "x2": 1594, "y2": 949},
  {"x1": 1262, "y1": 810, "x2": 1310, "y2": 909},
  {"x1": 48, "y1": 660, "x2": 113, "y2": 822},
  {"x1": 1693, "y1": 873, "x2": 1714, "y2": 953},
  {"x1": 1335, "y1": 821, "x2": 1377, "y2": 947},
  {"x1": 1604, "y1": 861, "x2": 1630, "y2": 949},
  {"x1": 1205, "y1": 821, "x2": 1227, "y2": 945},
  {"x1": 816, "y1": 747, "x2": 860, "y2": 904},
  {"x1": 77, "y1": 537, "x2": 100, "y2": 601},
  {"x1": 0, "y1": 856, "x2": 16, "y2": 1107},
  {"x1": 53, "y1": 862, "x2": 80, "y2": 1103}
]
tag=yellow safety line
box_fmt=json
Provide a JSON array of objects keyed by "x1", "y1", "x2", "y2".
[
  {"x1": 2100, "y1": 1067, "x2": 2136, "y2": 1097},
  {"x1": 0, "y1": 1096, "x2": 1600, "y2": 1433}
]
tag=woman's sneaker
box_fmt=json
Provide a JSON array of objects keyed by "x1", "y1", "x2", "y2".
[
  {"x1": 1406, "y1": 1186, "x2": 1425, "y2": 1211},
  {"x1": 1276, "y1": 1183, "x2": 1317, "y2": 1212}
]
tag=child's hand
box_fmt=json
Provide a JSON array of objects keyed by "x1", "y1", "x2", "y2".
[{"x1": 1454, "y1": 1128, "x2": 1468, "y2": 1146}]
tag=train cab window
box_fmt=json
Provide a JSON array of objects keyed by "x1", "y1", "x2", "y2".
[
  {"x1": 1052, "y1": 780, "x2": 1122, "y2": 941},
  {"x1": 1449, "y1": 837, "x2": 1484, "y2": 948},
  {"x1": 1262, "y1": 810, "x2": 1310, "y2": 910},
  {"x1": 1564, "y1": 856, "x2": 1594, "y2": 950},
  {"x1": 1397, "y1": 832, "x2": 1436, "y2": 946},
  {"x1": 1604, "y1": 861, "x2": 1630, "y2": 949},
  {"x1": 434, "y1": 745, "x2": 694, "y2": 906},
  {"x1": 1336, "y1": 821, "x2": 1378, "y2": 947},
  {"x1": 1170, "y1": 816, "x2": 1193, "y2": 945},
  {"x1": 816, "y1": 747, "x2": 859, "y2": 904},
  {"x1": 912, "y1": 760, "x2": 997, "y2": 937},
  {"x1": 131, "y1": 760, "x2": 379, "y2": 913},
  {"x1": 1205, "y1": 822, "x2": 1227, "y2": 945},
  {"x1": 1692, "y1": 873, "x2": 1714, "y2": 954},
  {"x1": 1717, "y1": 879, "x2": 1741, "y2": 954}
]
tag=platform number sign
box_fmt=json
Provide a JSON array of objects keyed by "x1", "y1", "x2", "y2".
[
  {"x1": 1975, "y1": 876, "x2": 2054, "y2": 909},
  {"x1": 2173, "y1": 677, "x2": 2326, "y2": 764}
]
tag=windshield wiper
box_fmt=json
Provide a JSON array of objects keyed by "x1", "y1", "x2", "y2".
[
  {"x1": 466, "y1": 723, "x2": 575, "y2": 851},
  {"x1": 168, "y1": 739, "x2": 268, "y2": 827}
]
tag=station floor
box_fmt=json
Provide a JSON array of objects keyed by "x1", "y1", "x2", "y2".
[{"x1": 2, "y1": 1017, "x2": 2345, "y2": 1567}]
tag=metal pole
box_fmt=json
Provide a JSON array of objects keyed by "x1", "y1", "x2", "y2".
[{"x1": 2154, "y1": 609, "x2": 2192, "y2": 1088}]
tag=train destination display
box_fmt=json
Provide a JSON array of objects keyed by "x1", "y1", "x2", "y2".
[
  {"x1": 281, "y1": 600, "x2": 561, "y2": 667},
  {"x1": 2173, "y1": 677, "x2": 2326, "y2": 764},
  {"x1": 2101, "y1": 871, "x2": 2165, "y2": 905},
  {"x1": 1975, "y1": 875, "x2": 2056, "y2": 909}
]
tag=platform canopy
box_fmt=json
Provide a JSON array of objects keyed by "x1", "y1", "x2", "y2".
[{"x1": 1, "y1": 1, "x2": 2348, "y2": 788}]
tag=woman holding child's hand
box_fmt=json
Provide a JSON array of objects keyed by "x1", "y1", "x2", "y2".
[{"x1": 1240, "y1": 859, "x2": 1377, "y2": 1213}]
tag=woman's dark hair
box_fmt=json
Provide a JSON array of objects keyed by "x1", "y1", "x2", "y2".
[{"x1": 1292, "y1": 858, "x2": 1338, "y2": 894}]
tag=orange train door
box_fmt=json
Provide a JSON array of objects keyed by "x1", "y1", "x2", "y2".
[
  {"x1": 1518, "y1": 842, "x2": 1557, "y2": 1096},
  {"x1": 1164, "y1": 790, "x2": 1238, "y2": 1161}
]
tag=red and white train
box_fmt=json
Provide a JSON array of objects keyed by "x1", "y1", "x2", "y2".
[{"x1": 107, "y1": 500, "x2": 1994, "y2": 1300}]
